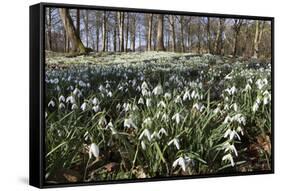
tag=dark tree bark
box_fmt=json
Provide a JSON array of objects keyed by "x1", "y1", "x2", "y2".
[
  {"x1": 156, "y1": 14, "x2": 165, "y2": 51},
  {"x1": 215, "y1": 18, "x2": 225, "y2": 55},
  {"x1": 232, "y1": 19, "x2": 243, "y2": 56},
  {"x1": 125, "y1": 13, "x2": 130, "y2": 51},
  {"x1": 253, "y1": 20, "x2": 265, "y2": 58},
  {"x1": 118, "y1": 12, "x2": 125, "y2": 52},
  {"x1": 113, "y1": 12, "x2": 118, "y2": 52},
  {"x1": 196, "y1": 18, "x2": 202, "y2": 54},
  {"x1": 169, "y1": 15, "x2": 176, "y2": 52},
  {"x1": 102, "y1": 11, "x2": 107, "y2": 52},
  {"x1": 46, "y1": 8, "x2": 52, "y2": 51},
  {"x1": 59, "y1": 8, "x2": 86, "y2": 54},
  {"x1": 83, "y1": 10, "x2": 89, "y2": 47},
  {"x1": 76, "y1": 9, "x2": 80, "y2": 36},
  {"x1": 206, "y1": 17, "x2": 212, "y2": 54},
  {"x1": 180, "y1": 16, "x2": 185, "y2": 52},
  {"x1": 130, "y1": 14, "x2": 136, "y2": 51},
  {"x1": 95, "y1": 12, "x2": 100, "y2": 52},
  {"x1": 147, "y1": 14, "x2": 153, "y2": 51}
]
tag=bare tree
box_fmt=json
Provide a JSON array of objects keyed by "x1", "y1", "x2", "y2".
[
  {"x1": 83, "y1": 10, "x2": 89, "y2": 47},
  {"x1": 179, "y1": 16, "x2": 185, "y2": 52},
  {"x1": 76, "y1": 9, "x2": 80, "y2": 36},
  {"x1": 118, "y1": 12, "x2": 125, "y2": 52},
  {"x1": 156, "y1": 14, "x2": 165, "y2": 51},
  {"x1": 125, "y1": 13, "x2": 130, "y2": 51},
  {"x1": 102, "y1": 11, "x2": 107, "y2": 52},
  {"x1": 253, "y1": 20, "x2": 265, "y2": 58},
  {"x1": 206, "y1": 17, "x2": 212, "y2": 53},
  {"x1": 59, "y1": 8, "x2": 86, "y2": 54},
  {"x1": 215, "y1": 18, "x2": 225, "y2": 55},
  {"x1": 232, "y1": 19, "x2": 243, "y2": 56},
  {"x1": 169, "y1": 15, "x2": 176, "y2": 51},
  {"x1": 147, "y1": 14, "x2": 153, "y2": 51},
  {"x1": 46, "y1": 8, "x2": 53, "y2": 51},
  {"x1": 113, "y1": 12, "x2": 118, "y2": 52},
  {"x1": 130, "y1": 13, "x2": 136, "y2": 51}
]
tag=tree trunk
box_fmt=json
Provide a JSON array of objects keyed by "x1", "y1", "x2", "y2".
[
  {"x1": 76, "y1": 9, "x2": 80, "y2": 37},
  {"x1": 84, "y1": 10, "x2": 89, "y2": 47},
  {"x1": 102, "y1": 11, "x2": 107, "y2": 52},
  {"x1": 169, "y1": 15, "x2": 176, "y2": 52},
  {"x1": 180, "y1": 16, "x2": 185, "y2": 52},
  {"x1": 253, "y1": 20, "x2": 265, "y2": 58},
  {"x1": 59, "y1": 8, "x2": 86, "y2": 54},
  {"x1": 47, "y1": 8, "x2": 52, "y2": 51},
  {"x1": 130, "y1": 14, "x2": 136, "y2": 51},
  {"x1": 118, "y1": 12, "x2": 125, "y2": 52},
  {"x1": 207, "y1": 17, "x2": 211, "y2": 53},
  {"x1": 95, "y1": 13, "x2": 100, "y2": 52},
  {"x1": 156, "y1": 14, "x2": 165, "y2": 51},
  {"x1": 125, "y1": 13, "x2": 130, "y2": 51},
  {"x1": 147, "y1": 14, "x2": 153, "y2": 51},
  {"x1": 232, "y1": 19, "x2": 243, "y2": 56},
  {"x1": 215, "y1": 18, "x2": 225, "y2": 55}
]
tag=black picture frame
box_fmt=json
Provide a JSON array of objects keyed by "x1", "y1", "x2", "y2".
[{"x1": 30, "y1": 2, "x2": 274, "y2": 188}]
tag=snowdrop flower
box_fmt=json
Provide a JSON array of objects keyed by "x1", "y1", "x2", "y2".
[
  {"x1": 146, "y1": 98, "x2": 152, "y2": 107},
  {"x1": 192, "y1": 103, "x2": 203, "y2": 111},
  {"x1": 123, "y1": 103, "x2": 131, "y2": 112},
  {"x1": 252, "y1": 102, "x2": 259, "y2": 112},
  {"x1": 138, "y1": 97, "x2": 144, "y2": 105},
  {"x1": 106, "y1": 121, "x2": 114, "y2": 129},
  {"x1": 183, "y1": 90, "x2": 190, "y2": 101},
  {"x1": 143, "y1": 117, "x2": 152, "y2": 127},
  {"x1": 81, "y1": 102, "x2": 87, "y2": 111},
  {"x1": 172, "y1": 113, "x2": 183, "y2": 125},
  {"x1": 107, "y1": 91, "x2": 113, "y2": 97},
  {"x1": 164, "y1": 92, "x2": 172, "y2": 100},
  {"x1": 232, "y1": 114, "x2": 246, "y2": 125},
  {"x1": 92, "y1": 97, "x2": 99, "y2": 105},
  {"x1": 98, "y1": 116, "x2": 107, "y2": 126},
  {"x1": 141, "y1": 81, "x2": 149, "y2": 90},
  {"x1": 225, "y1": 86, "x2": 236, "y2": 95},
  {"x1": 58, "y1": 95, "x2": 65, "y2": 102},
  {"x1": 161, "y1": 113, "x2": 169, "y2": 122},
  {"x1": 223, "y1": 142, "x2": 238, "y2": 157},
  {"x1": 244, "y1": 84, "x2": 252, "y2": 91},
  {"x1": 168, "y1": 138, "x2": 180, "y2": 150},
  {"x1": 158, "y1": 128, "x2": 168, "y2": 138},
  {"x1": 139, "y1": 129, "x2": 152, "y2": 142},
  {"x1": 142, "y1": 88, "x2": 150, "y2": 96},
  {"x1": 223, "y1": 115, "x2": 232, "y2": 124},
  {"x1": 213, "y1": 107, "x2": 220, "y2": 114},
  {"x1": 71, "y1": 103, "x2": 78, "y2": 110},
  {"x1": 172, "y1": 156, "x2": 192, "y2": 172},
  {"x1": 66, "y1": 95, "x2": 75, "y2": 104},
  {"x1": 224, "y1": 128, "x2": 241, "y2": 141},
  {"x1": 172, "y1": 157, "x2": 186, "y2": 171},
  {"x1": 157, "y1": 101, "x2": 166, "y2": 108},
  {"x1": 141, "y1": 140, "x2": 146, "y2": 150},
  {"x1": 124, "y1": 118, "x2": 137, "y2": 129},
  {"x1": 93, "y1": 105, "x2": 100, "y2": 112},
  {"x1": 236, "y1": 126, "x2": 244, "y2": 136},
  {"x1": 230, "y1": 103, "x2": 238, "y2": 112},
  {"x1": 89, "y1": 143, "x2": 99, "y2": 159},
  {"x1": 58, "y1": 103, "x2": 65, "y2": 110},
  {"x1": 174, "y1": 95, "x2": 182, "y2": 104},
  {"x1": 73, "y1": 88, "x2": 82, "y2": 97},
  {"x1": 222, "y1": 153, "x2": 234, "y2": 167},
  {"x1": 152, "y1": 84, "x2": 163, "y2": 96},
  {"x1": 48, "y1": 100, "x2": 55, "y2": 107}
]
